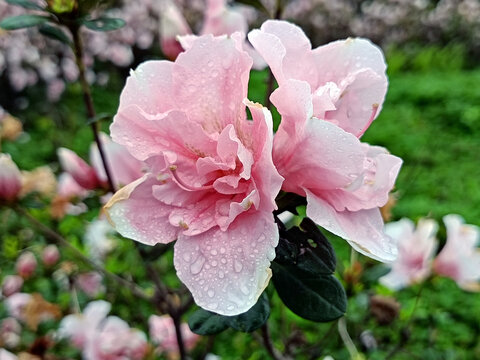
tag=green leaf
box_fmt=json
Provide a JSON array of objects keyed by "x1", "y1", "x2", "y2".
[
  {"x1": 82, "y1": 17, "x2": 126, "y2": 32},
  {"x1": 188, "y1": 309, "x2": 229, "y2": 336},
  {"x1": 39, "y1": 24, "x2": 71, "y2": 44},
  {"x1": 275, "y1": 217, "x2": 336, "y2": 276},
  {"x1": 234, "y1": 0, "x2": 270, "y2": 15},
  {"x1": 226, "y1": 293, "x2": 270, "y2": 333},
  {"x1": 272, "y1": 263, "x2": 347, "y2": 322},
  {"x1": 86, "y1": 112, "x2": 112, "y2": 125},
  {"x1": 0, "y1": 15, "x2": 50, "y2": 30},
  {"x1": 6, "y1": 0, "x2": 44, "y2": 10}
]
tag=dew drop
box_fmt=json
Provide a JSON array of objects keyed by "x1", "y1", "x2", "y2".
[
  {"x1": 190, "y1": 255, "x2": 206, "y2": 275},
  {"x1": 257, "y1": 234, "x2": 266, "y2": 242},
  {"x1": 240, "y1": 284, "x2": 249, "y2": 295},
  {"x1": 182, "y1": 253, "x2": 191, "y2": 262},
  {"x1": 234, "y1": 259, "x2": 243, "y2": 273},
  {"x1": 210, "y1": 249, "x2": 218, "y2": 255},
  {"x1": 208, "y1": 290, "x2": 215, "y2": 298}
]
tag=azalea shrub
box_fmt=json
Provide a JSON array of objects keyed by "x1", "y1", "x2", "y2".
[{"x1": 1, "y1": 0, "x2": 480, "y2": 359}]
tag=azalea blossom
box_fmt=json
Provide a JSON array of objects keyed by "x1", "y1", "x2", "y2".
[
  {"x1": 105, "y1": 33, "x2": 282, "y2": 315},
  {"x1": 379, "y1": 218, "x2": 438, "y2": 290},
  {"x1": 1, "y1": 275, "x2": 23, "y2": 298},
  {"x1": 433, "y1": 214, "x2": 480, "y2": 291},
  {"x1": 149, "y1": 315, "x2": 199, "y2": 355},
  {"x1": 15, "y1": 251, "x2": 37, "y2": 279},
  {"x1": 0, "y1": 153, "x2": 22, "y2": 201},
  {"x1": 160, "y1": 0, "x2": 265, "y2": 69},
  {"x1": 59, "y1": 300, "x2": 147, "y2": 360},
  {"x1": 249, "y1": 20, "x2": 402, "y2": 261},
  {"x1": 42, "y1": 244, "x2": 60, "y2": 267}
]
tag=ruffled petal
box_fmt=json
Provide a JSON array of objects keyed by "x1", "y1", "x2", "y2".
[
  {"x1": 173, "y1": 212, "x2": 278, "y2": 315},
  {"x1": 172, "y1": 34, "x2": 252, "y2": 134},
  {"x1": 305, "y1": 190, "x2": 397, "y2": 262},
  {"x1": 104, "y1": 175, "x2": 178, "y2": 245}
]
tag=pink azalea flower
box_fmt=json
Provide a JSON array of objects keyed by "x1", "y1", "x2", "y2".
[
  {"x1": 0, "y1": 317, "x2": 21, "y2": 349},
  {"x1": 75, "y1": 272, "x2": 105, "y2": 297},
  {"x1": 5, "y1": 293, "x2": 32, "y2": 321},
  {"x1": 56, "y1": 173, "x2": 89, "y2": 199},
  {"x1": 41, "y1": 244, "x2": 60, "y2": 267},
  {"x1": 105, "y1": 33, "x2": 283, "y2": 315},
  {"x1": 159, "y1": 0, "x2": 192, "y2": 60},
  {"x1": 0, "y1": 153, "x2": 22, "y2": 201},
  {"x1": 57, "y1": 148, "x2": 100, "y2": 190},
  {"x1": 249, "y1": 20, "x2": 402, "y2": 261},
  {"x1": 433, "y1": 214, "x2": 480, "y2": 291},
  {"x1": 59, "y1": 300, "x2": 148, "y2": 360},
  {"x1": 15, "y1": 251, "x2": 37, "y2": 279},
  {"x1": 1, "y1": 275, "x2": 23, "y2": 297},
  {"x1": 249, "y1": 20, "x2": 388, "y2": 138},
  {"x1": 90, "y1": 132, "x2": 144, "y2": 189},
  {"x1": 379, "y1": 218, "x2": 438, "y2": 290},
  {"x1": 0, "y1": 349, "x2": 18, "y2": 360},
  {"x1": 149, "y1": 315, "x2": 199, "y2": 355}
]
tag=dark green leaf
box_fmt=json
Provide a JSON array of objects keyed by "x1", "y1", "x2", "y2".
[
  {"x1": 234, "y1": 0, "x2": 270, "y2": 15},
  {"x1": 272, "y1": 263, "x2": 347, "y2": 322},
  {"x1": 0, "y1": 15, "x2": 50, "y2": 30},
  {"x1": 82, "y1": 17, "x2": 125, "y2": 32},
  {"x1": 86, "y1": 112, "x2": 112, "y2": 125},
  {"x1": 275, "y1": 218, "x2": 336, "y2": 276},
  {"x1": 39, "y1": 24, "x2": 71, "y2": 44},
  {"x1": 226, "y1": 293, "x2": 270, "y2": 333},
  {"x1": 362, "y1": 264, "x2": 390, "y2": 284},
  {"x1": 6, "y1": 0, "x2": 44, "y2": 10},
  {"x1": 188, "y1": 309, "x2": 229, "y2": 335}
]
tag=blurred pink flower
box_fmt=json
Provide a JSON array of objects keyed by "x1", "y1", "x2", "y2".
[
  {"x1": 1, "y1": 275, "x2": 23, "y2": 297},
  {"x1": 0, "y1": 154, "x2": 22, "y2": 201},
  {"x1": 0, "y1": 349, "x2": 18, "y2": 360},
  {"x1": 41, "y1": 244, "x2": 60, "y2": 267},
  {"x1": 105, "y1": 33, "x2": 282, "y2": 315},
  {"x1": 249, "y1": 21, "x2": 402, "y2": 261},
  {"x1": 433, "y1": 214, "x2": 480, "y2": 291},
  {"x1": 160, "y1": 0, "x2": 192, "y2": 60},
  {"x1": 57, "y1": 148, "x2": 100, "y2": 190},
  {"x1": 149, "y1": 315, "x2": 199, "y2": 355},
  {"x1": 75, "y1": 272, "x2": 105, "y2": 297},
  {"x1": 0, "y1": 317, "x2": 21, "y2": 349},
  {"x1": 15, "y1": 251, "x2": 37, "y2": 279},
  {"x1": 5, "y1": 293, "x2": 32, "y2": 321},
  {"x1": 380, "y1": 218, "x2": 438, "y2": 290},
  {"x1": 59, "y1": 300, "x2": 148, "y2": 360}
]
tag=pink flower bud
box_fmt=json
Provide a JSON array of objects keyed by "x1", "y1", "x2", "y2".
[
  {"x1": 42, "y1": 245, "x2": 60, "y2": 267},
  {"x1": 1, "y1": 275, "x2": 23, "y2": 297},
  {"x1": 57, "y1": 148, "x2": 99, "y2": 190},
  {"x1": 0, "y1": 153, "x2": 22, "y2": 201},
  {"x1": 75, "y1": 272, "x2": 104, "y2": 297},
  {"x1": 15, "y1": 252, "x2": 37, "y2": 279},
  {"x1": 0, "y1": 317, "x2": 21, "y2": 348}
]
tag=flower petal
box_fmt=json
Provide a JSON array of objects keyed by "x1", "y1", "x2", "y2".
[
  {"x1": 305, "y1": 190, "x2": 397, "y2": 262},
  {"x1": 173, "y1": 212, "x2": 278, "y2": 315},
  {"x1": 104, "y1": 175, "x2": 178, "y2": 245},
  {"x1": 172, "y1": 34, "x2": 252, "y2": 134}
]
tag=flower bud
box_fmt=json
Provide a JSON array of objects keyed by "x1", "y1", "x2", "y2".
[
  {"x1": 16, "y1": 252, "x2": 37, "y2": 279},
  {"x1": 0, "y1": 154, "x2": 22, "y2": 201},
  {"x1": 57, "y1": 148, "x2": 99, "y2": 190},
  {"x1": 1, "y1": 275, "x2": 24, "y2": 297},
  {"x1": 42, "y1": 245, "x2": 60, "y2": 267}
]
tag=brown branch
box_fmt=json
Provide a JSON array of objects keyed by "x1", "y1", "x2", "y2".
[
  {"x1": 70, "y1": 24, "x2": 116, "y2": 194},
  {"x1": 260, "y1": 323, "x2": 290, "y2": 360}
]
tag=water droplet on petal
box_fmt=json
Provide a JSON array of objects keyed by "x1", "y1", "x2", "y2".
[
  {"x1": 208, "y1": 290, "x2": 215, "y2": 298},
  {"x1": 190, "y1": 255, "x2": 206, "y2": 275},
  {"x1": 234, "y1": 259, "x2": 243, "y2": 273}
]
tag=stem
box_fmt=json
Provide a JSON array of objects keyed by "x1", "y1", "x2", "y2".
[
  {"x1": 265, "y1": 68, "x2": 275, "y2": 110},
  {"x1": 70, "y1": 24, "x2": 116, "y2": 193},
  {"x1": 261, "y1": 323, "x2": 287, "y2": 360},
  {"x1": 172, "y1": 313, "x2": 187, "y2": 360},
  {"x1": 15, "y1": 206, "x2": 151, "y2": 301},
  {"x1": 337, "y1": 317, "x2": 359, "y2": 360}
]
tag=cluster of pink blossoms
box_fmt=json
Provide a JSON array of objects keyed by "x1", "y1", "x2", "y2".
[
  {"x1": 380, "y1": 214, "x2": 480, "y2": 291},
  {"x1": 103, "y1": 19, "x2": 402, "y2": 316}
]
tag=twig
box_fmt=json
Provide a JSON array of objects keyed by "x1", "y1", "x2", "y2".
[
  {"x1": 261, "y1": 323, "x2": 289, "y2": 360},
  {"x1": 15, "y1": 206, "x2": 151, "y2": 301},
  {"x1": 69, "y1": 24, "x2": 116, "y2": 193}
]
